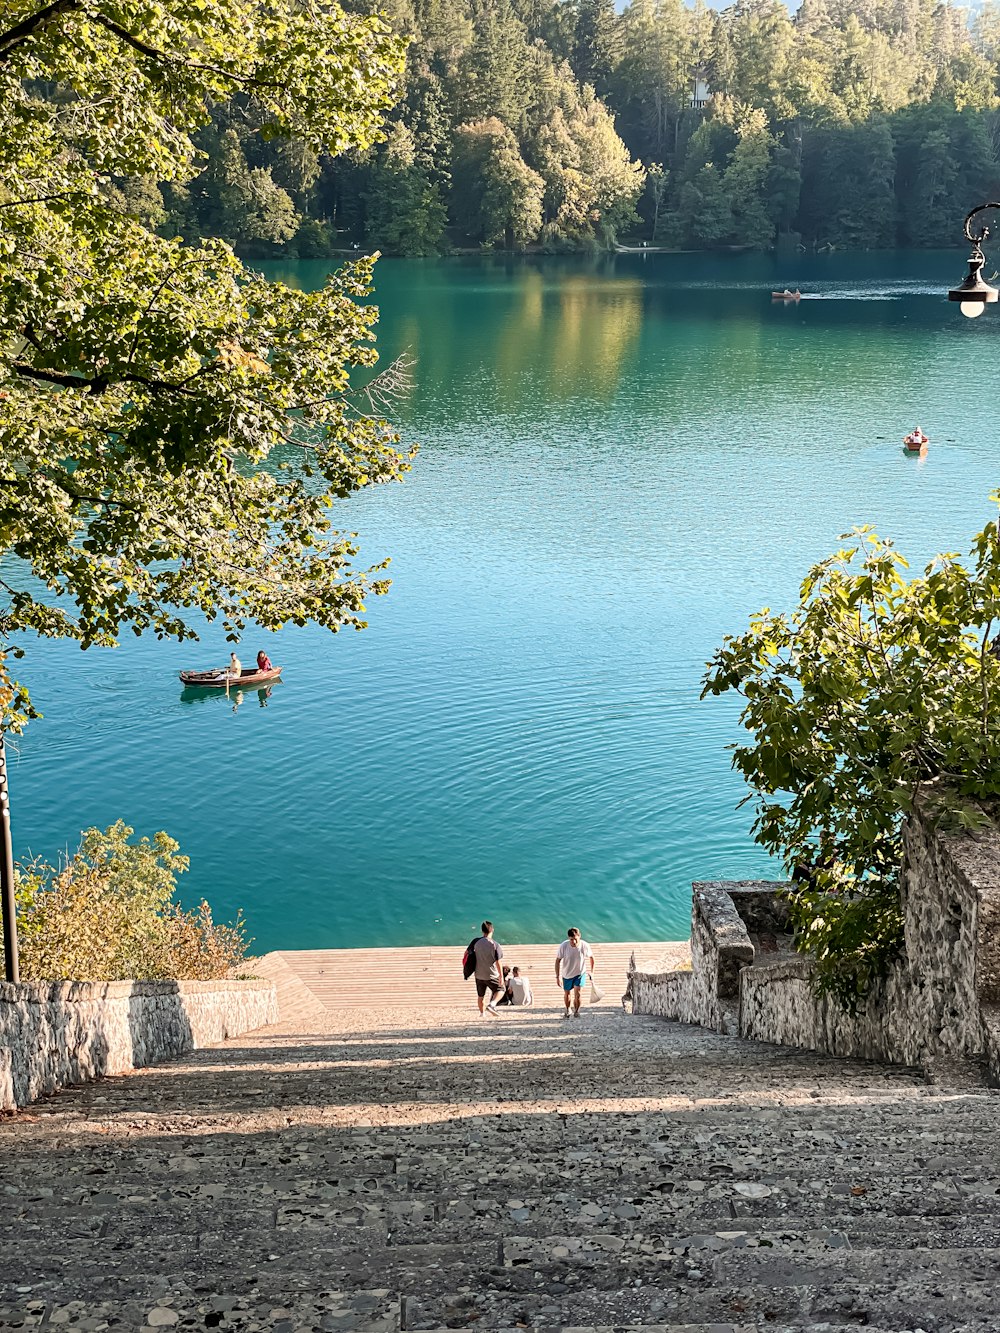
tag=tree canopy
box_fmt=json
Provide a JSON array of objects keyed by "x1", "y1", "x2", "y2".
[
  {"x1": 128, "y1": 0, "x2": 1000, "y2": 255},
  {"x1": 0, "y1": 0, "x2": 410, "y2": 729}
]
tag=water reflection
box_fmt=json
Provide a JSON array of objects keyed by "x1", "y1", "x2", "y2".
[
  {"x1": 179, "y1": 683, "x2": 280, "y2": 712},
  {"x1": 259, "y1": 256, "x2": 644, "y2": 409},
  {"x1": 495, "y1": 271, "x2": 643, "y2": 401}
]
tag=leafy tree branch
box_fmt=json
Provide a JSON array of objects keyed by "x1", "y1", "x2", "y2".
[
  {"x1": 703, "y1": 509, "x2": 1000, "y2": 1010},
  {"x1": 0, "y1": 0, "x2": 409, "y2": 730}
]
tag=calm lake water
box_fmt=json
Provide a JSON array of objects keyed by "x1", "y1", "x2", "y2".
[{"x1": 12, "y1": 251, "x2": 1000, "y2": 949}]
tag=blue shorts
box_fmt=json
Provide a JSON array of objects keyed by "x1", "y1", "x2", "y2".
[{"x1": 562, "y1": 974, "x2": 584, "y2": 992}]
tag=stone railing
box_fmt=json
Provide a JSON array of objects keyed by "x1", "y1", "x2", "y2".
[
  {"x1": 0, "y1": 977, "x2": 277, "y2": 1111},
  {"x1": 630, "y1": 796, "x2": 1000, "y2": 1082},
  {"x1": 630, "y1": 880, "x2": 786, "y2": 1034}
]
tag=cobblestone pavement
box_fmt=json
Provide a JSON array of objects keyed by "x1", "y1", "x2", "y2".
[{"x1": 2, "y1": 992, "x2": 1000, "y2": 1333}]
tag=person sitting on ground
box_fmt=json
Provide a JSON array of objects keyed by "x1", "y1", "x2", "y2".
[
  {"x1": 256, "y1": 650, "x2": 274, "y2": 673},
  {"x1": 507, "y1": 966, "x2": 533, "y2": 1007}
]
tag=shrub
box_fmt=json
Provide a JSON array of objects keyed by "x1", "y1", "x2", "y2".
[
  {"x1": 703, "y1": 510, "x2": 1000, "y2": 1011},
  {"x1": 3, "y1": 822, "x2": 249, "y2": 981}
]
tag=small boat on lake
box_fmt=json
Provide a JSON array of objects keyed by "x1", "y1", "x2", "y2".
[
  {"x1": 902, "y1": 432, "x2": 929, "y2": 453},
  {"x1": 771, "y1": 288, "x2": 801, "y2": 301},
  {"x1": 179, "y1": 666, "x2": 283, "y2": 687}
]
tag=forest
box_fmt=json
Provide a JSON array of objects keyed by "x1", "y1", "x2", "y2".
[{"x1": 126, "y1": 0, "x2": 1000, "y2": 255}]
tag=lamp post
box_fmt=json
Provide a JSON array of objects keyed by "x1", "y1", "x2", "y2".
[
  {"x1": 0, "y1": 732, "x2": 18, "y2": 983},
  {"x1": 949, "y1": 203, "x2": 1000, "y2": 318}
]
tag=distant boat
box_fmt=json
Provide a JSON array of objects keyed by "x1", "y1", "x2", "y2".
[
  {"x1": 902, "y1": 434, "x2": 928, "y2": 453},
  {"x1": 179, "y1": 666, "x2": 283, "y2": 687},
  {"x1": 771, "y1": 288, "x2": 801, "y2": 301}
]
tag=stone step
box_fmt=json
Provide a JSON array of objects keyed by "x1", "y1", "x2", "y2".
[
  {"x1": 0, "y1": 1289, "x2": 402, "y2": 1332},
  {"x1": 22, "y1": 1090, "x2": 996, "y2": 1128},
  {"x1": 0, "y1": 1300, "x2": 937, "y2": 1333},
  {"x1": 2, "y1": 1267, "x2": 985, "y2": 1333},
  {"x1": 380, "y1": 1271, "x2": 1000, "y2": 1331},
  {"x1": 9, "y1": 1177, "x2": 1000, "y2": 1244},
  {"x1": 9, "y1": 1234, "x2": 1000, "y2": 1318},
  {"x1": 11, "y1": 1180, "x2": 1000, "y2": 1250},
  {"x1": 5, "y1": 1117, "x2": 999, "y2": 1183}
]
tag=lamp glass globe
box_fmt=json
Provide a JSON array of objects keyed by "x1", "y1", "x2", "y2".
[{"x1": 960, "y1": 300, "x2": 986, "y2": 318}]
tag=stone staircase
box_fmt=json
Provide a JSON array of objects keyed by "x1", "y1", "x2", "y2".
[{"x1": 1, "y1": 975, "x2": 999, "y2": 1333}]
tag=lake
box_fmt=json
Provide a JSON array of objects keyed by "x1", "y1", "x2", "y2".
[{"x1": 11, "y1": 250, "x2": 1000, "y2": 950}]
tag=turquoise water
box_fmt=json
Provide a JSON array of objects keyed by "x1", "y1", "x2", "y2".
[{"x1": 12, "y1": 251, "x2": 1000, "y2": 949}]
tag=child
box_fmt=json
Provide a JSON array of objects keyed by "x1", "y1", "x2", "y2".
[{"x1": 508, "y1": 966, "x2": 532, "y2": 1006}]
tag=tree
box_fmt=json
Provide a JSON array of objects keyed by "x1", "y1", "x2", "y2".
[
  {"x1": 612, "y1": 0, "x2": 693, "y2": 161},
  {"x1": 365, "y1": 123, "x2": 448, "y2": 254},
  {"x1": 676, "y1": 163, "x2": 733, "y2": 246},
  {"x1": 0, "y1": 1, "x2": 408, "y2": 730},
  {"x1": 799, "y1": 118, "x2": 896, "y2": 248},
  {"x1": 461, "y1": 0, "x2": 533, "y2": 126},
  {"x1": 200, "y1": 129, "x2": 301, "y2": 250},
  {"x1": 721, "y1": 104, "x2": 774, "y2": 248},
  {"x1": 722, "y1": 0, "x2": 798, "y2": 120},
  {"x1": 451, "y1": 117, "x2": 544, "y2": 246},
  {"x1": 9, "y1": 821, "x2": 249, "y2": 980},
  {"x1": 645, "y1": 161, "x2": 669, "y2": 240},
  {"x1": 703, "y1": 516, "x2": 1000, "y2": 1009},
  {"x1": 571, "y1": 0, "x2": 621, "y2": 98}
]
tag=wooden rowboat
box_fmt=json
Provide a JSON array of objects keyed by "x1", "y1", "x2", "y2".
[
  {"x1": 771, "y1": 289, "x2": 801, "y2": 301},
  {"x1": 902, "y1": 436, "x2": 928, "y2": 452},
  {"x1": 179, "y1": 666, "x2": 283, "y2": 687}
]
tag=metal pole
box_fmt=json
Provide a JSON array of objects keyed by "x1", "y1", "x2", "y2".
[{"x1": 0, "y1": 731, "x2": 20, "y2": 983}]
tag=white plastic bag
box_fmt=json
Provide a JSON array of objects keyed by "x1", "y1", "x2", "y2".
[{"x1": 589, "y1": 977, "x2": 605, "y2": 1004}]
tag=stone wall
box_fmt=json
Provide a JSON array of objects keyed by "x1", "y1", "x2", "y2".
[
  {"x1": 630, "y1": 798, "x2": 1000, "y2": 1081},
  {"x1": 0, "y1": 978, "x2": 277, "y2": 1111}
]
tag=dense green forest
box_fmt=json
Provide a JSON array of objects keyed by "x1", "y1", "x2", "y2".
[{"x1": 133, "y1": 0, "x2": 1000, "y2": 254}]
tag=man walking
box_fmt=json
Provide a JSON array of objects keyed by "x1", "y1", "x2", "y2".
[
  {"x1": 473, "y1": 920, "x2": 504, "y2": 1015},
  {"x1": 555, "y1": 926, "x2": 594, "y2": 1019}
]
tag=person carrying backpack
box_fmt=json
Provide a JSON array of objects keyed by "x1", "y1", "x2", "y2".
[{"x1": 464, "y1": 920, "x2": 504, "y2": 1015}]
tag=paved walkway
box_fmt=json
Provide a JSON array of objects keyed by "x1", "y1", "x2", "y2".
[
  {"x1": 263, "y1": 942, "x2": 685, "y2": 1012},
  {"x1": 2, "y1": 955, "x2": 1000, "y2": 1331}
]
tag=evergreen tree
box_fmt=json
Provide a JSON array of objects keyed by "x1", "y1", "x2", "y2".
[
  {"x1": 722, "y1": 106, "x2": 774, "y2": 249},
  {"x1": 462, "y1": 0, "x2": 533, "y2": 125},
  {"x1": 365, "y1": 124, "x2": 448, "y2": 254},
  {"x1": 572, "y1": 0, "x2": 621, "y2": 97}
]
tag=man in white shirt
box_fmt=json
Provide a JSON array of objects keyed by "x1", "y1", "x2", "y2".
[{"x1": 554, "y1": 926, "x2": 594, "y2": 1019}]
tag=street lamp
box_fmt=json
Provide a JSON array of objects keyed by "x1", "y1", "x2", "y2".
[{"x1": 949, "y1": 203, "x2": 1000, "y2": 318}]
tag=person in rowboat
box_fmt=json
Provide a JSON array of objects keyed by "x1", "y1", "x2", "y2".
[
  {"x1": 256, "y1": 650, "x2": 274, "y2": 673},
  {"x1": 209, "y1": 651, "x2": 242, "y2": 683}
]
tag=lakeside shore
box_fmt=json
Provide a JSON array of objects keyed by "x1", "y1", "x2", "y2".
[{"x1": 252, "y1": 940, "x2": 690, "y2": 1015}]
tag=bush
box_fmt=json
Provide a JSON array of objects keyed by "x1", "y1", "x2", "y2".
[
  {"x1": 3, "y1": 821, "x2": 249, "y2": 981},
  {"x1": 293, "y1": 216, "x2": 336, "y2": 258},
  {"x1": 703, "y1": 510, "x2": 1000, "y2": 1011}
]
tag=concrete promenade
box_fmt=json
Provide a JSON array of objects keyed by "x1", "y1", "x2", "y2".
[{"x1": 257, "y1": 942, "x2": 689, "y2": 1014}]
